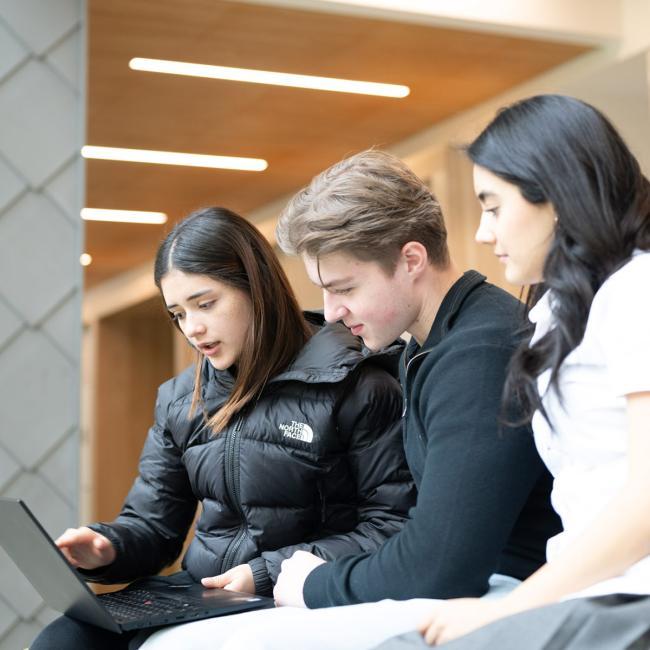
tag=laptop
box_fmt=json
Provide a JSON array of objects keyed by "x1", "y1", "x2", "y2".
[{"x1": 0, "y1": 498, "x2": 275, "y2": 632}]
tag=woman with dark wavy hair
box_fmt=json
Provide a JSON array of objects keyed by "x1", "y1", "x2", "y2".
[
  {"x1": 412, "y1": 95, "x2": 650, "y2": 648},
  {"x1": 32, "y1": 207, "x2": 414, "y2": 649}
]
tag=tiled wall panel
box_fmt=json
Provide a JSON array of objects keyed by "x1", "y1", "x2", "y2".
[{"x1": 0, "y1": 1, "x2": 85, "y2": 646}]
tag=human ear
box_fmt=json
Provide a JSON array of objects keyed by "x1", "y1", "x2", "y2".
[{"x1": 400, "y1": 241, "x2": 428, "y2": 277}]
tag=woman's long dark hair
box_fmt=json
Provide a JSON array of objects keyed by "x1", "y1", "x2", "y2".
[
  {"x1": 154, "y1": 207, "x2": 311, "y2": 433},
  {"x1": 467, "y1": 94, "x2": 650, "y2": 423}
]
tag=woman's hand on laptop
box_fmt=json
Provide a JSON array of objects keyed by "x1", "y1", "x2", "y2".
[
  {"x1": 201, "y1": 564, "x2": 254, "y2": 594},
  {"x1": 56, "y1": 526, "x2": 116, "y2": 569}
]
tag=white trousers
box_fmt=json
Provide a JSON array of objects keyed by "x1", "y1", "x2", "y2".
[{"x1": 140, "y1": 574, "x2": 519, "y2": 650}]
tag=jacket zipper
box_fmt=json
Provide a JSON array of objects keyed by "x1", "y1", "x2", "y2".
[
  {"x1": 221, "y1": 416, "x2": 248, "y2": 572},
  {"x1": 402, "y1": 349, "x2": 431, "y2": 443}
]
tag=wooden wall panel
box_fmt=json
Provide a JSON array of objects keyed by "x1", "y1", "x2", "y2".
[{"x1": 92, "y1": 298, "x2": 175, "y2": 523}]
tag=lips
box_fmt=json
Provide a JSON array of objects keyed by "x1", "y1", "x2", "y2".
[
  {"x1": 197, "y1": 341, "x2": 220, "y2": 356},
  {"x1": 349, "y1": 324, "x2": 363, "y2": 336}
]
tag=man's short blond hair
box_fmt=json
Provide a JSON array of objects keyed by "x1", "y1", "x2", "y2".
[{"x1": 276, "y1": 149, "x2": 449, "y2": 273}]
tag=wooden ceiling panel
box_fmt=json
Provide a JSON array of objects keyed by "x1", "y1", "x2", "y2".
[{"x1": 85, "y1": 0, "x2": 590, "y2": 286}]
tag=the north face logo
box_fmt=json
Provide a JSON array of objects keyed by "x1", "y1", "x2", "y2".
[{"x1": 279, "y1": 421, "x2": 314, "y2": 443}]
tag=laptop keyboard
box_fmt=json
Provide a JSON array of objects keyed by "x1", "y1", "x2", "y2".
[{"x1": 99, "y1": 588, "x2": 208, "y2": 622}]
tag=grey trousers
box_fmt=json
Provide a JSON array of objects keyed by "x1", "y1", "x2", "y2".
[{"x1": 374, "y1": 594, "x2": 650, "y2": 650}]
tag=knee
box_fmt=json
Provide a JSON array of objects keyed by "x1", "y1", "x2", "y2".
[
  {"x1": 31, "y1": 616, "x2": 81, "y2": 650},
  {"x1": 31, "y1": 615, "x2": 115, "y2": 650}
]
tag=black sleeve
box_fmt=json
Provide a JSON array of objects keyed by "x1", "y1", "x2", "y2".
[
  {"x1": 81, "y1": 389, "x2": 198, "y2": 584},
  {"x1": 250, "y1": 365, "x2": 415, "y2": 595},
  {"x1": 303, "y1": 343, "x2": 547, "y2": 607}
]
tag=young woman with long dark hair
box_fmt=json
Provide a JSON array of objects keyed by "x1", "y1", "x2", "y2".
[
  {"x1": 414, "y1": 94, "x2": 650, "y2": 648},
  {"x1": 31, "y1": 206, "x2": 414, "y2": 649}
]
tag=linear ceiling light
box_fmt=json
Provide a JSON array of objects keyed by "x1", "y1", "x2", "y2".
[
  {"x1": 129, "y1": 57, "x2": 410, "y2": 98},
  {"x1": 81, "y1": 208, "x2": 168, "y2": 225},
  {"x1": 81, "y1": 145, "x2": 268, "y2": 171}
]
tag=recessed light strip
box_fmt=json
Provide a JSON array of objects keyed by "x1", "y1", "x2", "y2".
[
  {"x1": 81, "y1": 145, "x2": 268, "y2": 171},
  {"x1": 81, "y1": 208, "x2": 168, "y2": 225},
  {"x1": 129, "y1": 57, "x2": 410, "y2": 98}
]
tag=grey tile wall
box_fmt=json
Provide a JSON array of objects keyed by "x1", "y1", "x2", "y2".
[{"x1": 0, "y1": 1, "x2": 85, "y2": 647}]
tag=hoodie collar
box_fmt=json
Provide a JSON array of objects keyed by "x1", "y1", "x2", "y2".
[{"x1": 405, "y1": 270, "x2": 486, "y2": 359}]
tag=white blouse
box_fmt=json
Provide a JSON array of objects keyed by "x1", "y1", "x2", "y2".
[{"x1": 530, "y1": 250, "x2": 650, "y2": 598}]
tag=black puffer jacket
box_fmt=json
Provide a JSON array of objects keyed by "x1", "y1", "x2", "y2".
[{"x1": 88, "y1": 313, "x2": 415, "y2": 595}]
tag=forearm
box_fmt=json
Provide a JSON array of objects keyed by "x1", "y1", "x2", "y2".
[
  {"x1": 303, "y1": 506, "x2": 501, "y2": 607},
  {"x1": 501, "y1": 486, "x2": 650, "y2": 615},
  {"x1": 83, "y1": 479, "x2": 197, "y2": 583},
  {"x1": 312, "y1": 509, "x2": 410, "y2": 554},
  {"x1": 503, "y1": 393, "x2": 650, "y2": 614},
  {"x1": 305, "y1": 461, "x2": 544, "y2": 607},
  {"x1": 83, "y1": 517, "x2": 185, "y2": 583},
  {"x1": 262, "y1": 507, "x2": 409, "y2": 580}
]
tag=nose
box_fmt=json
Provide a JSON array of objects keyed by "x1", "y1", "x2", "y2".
[
  {"x1": 323, "y1": 290, "x2": 348, "y2": 323},
  {"x1": 475, "y1": 212, "x2": 496, "y2": 245},
  {"x1": 183, "y1": 312, "x2": 206, "y2": 339}
]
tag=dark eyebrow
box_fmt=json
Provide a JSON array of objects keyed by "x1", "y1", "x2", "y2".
[
  {"x1": 165, "y1": 289, "x2": 213, "y2": 310},
  {"x1": 477, "y1": 190, "x2": 497, "y2": 202}
]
